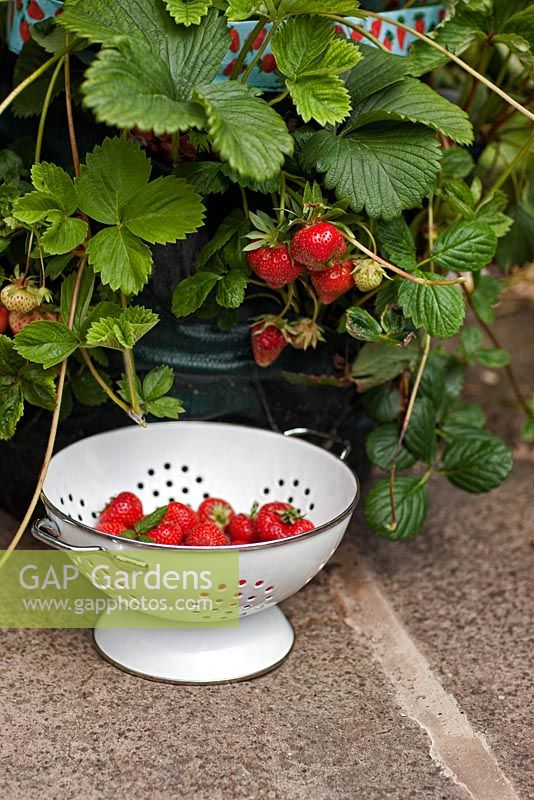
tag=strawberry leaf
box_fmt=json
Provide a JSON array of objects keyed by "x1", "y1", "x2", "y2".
[
  {"x1": 346, "y1": 78, "x2": 473, "y2": 145},
  {"x1": 171, "y1": 271, "x2": 222, "y2": 317},
  {"x1": 85, "y1": 307, "x2": 158, "y2": 350},
  {"x1": 40, "y1": 217, "x2": 88, "y2": 256},
  {"x1": 440, "y1": 434, "x2": 513, "y2": 493},
  {"x1": 345, "y1": 45, "x2": 410, "y2": 106},
  {"x1": 13, "y1": 322, "x2": 79, "y2": 369},
  {"x1": 365, "y1": 424, "x2": 417, "y2": 471},
  {"x1": 398, "y1": 271, "x2": 465, "y2": 339},
  {"x1": 165, "y1": 0, "x2": 213, "y2": 26},
  {"x1": 87, "y1": 227, "x2": 153, "y2": 295},
  {"x1": 31, "y1": 163, "x2": 78, "y2": 215},
  {"x1": 365, "y1": 476, "x2": 428, "y2": 541},
  {"x1": 432, "y1": 220, "x2": 497, "y2": 272},
  {"x1": 142, "y1": 366, "x2": 175, "y2": 402},
  {"x1": 193, "y1": 82, "x2": 294, "y2": 181},
  {"x1": 301, "y1": 126, "x2": 441, "y2": 220},
  {"x1": 123, "y1": 176, "x2": 205, "y2": 244}
]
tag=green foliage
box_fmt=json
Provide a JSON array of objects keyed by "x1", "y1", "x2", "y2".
[
  {"x1": 77, "y1": 137, "x2": 204, "y2": 294},
  {"x1": 0, "y1": 335, "x2": 56, "y2": 439},
  {"x1": 13, "y1": 322, "x2": 79, "y2": 369},
  {"x1": 365, "y1": 476, "x2": 428, "y2": 541},
  {"x1": 398, "y1": 273, "x2": 465, "y2": 339}
]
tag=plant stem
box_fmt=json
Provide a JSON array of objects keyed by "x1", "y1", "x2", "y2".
[
  {"x1": 464, "y1": 289, "x2": 532, "y2": 418},
  {"x1": 230, "y1": 17, "x2": 267, "y2": 80},
  {"x1": 241, "y1": 21, "x2": 279, "y2": 83},
  {"x1": 0, "y1": 257, "x2": 87, "y2": 566},
  {"x1": 268, "y1": 89, "x2": 289, "y2": 106},
  {"x1": 482, "y1": 133, "x2": 534, "y2": 199},
  {"x1": 463, "y1": 44, "x2": 493, "y2": 114},
  {"x1": 388, "y1": 333, "x2": 431, "y2": 531},
  {"x1": 35, "y1": 56, "x2": 65, "y2": 163},
  {"x1": 122, "y1": 348, "x2": 143, "y2": 422},
  {"x1": 63, "y1": 51, "x2": 80, "y2": 178},
  {"x1": 357, "y1": 10, "x2": 534, "y2": 123},
  {"x1": 322, "y1": 14, "x2": 389, "y2": 52},
  {"x1": 338, "y1": 224, "x2": 464, "y2": 286},
  {"x1": 79, "y1": 349, "x2": 130, "y2": 414},
  {"x1": 0, "y1": 39, "x2": 80, "y2": 118}
]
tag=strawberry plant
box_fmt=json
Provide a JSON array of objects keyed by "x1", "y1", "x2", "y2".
[{"x1": 0, "y1": 0, "x2": 533, "y2": 556}]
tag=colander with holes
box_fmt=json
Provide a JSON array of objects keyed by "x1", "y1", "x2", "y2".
[{"x1": 32, "y1": 422, "x2": 359, "y2": 683}]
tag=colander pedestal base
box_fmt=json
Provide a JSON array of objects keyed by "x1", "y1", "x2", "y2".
[{"x1": 93, "y1": 605, "x2": 295, "y2": 683}]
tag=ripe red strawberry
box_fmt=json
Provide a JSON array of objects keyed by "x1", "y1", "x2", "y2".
[
  {"x1": 256, "y1": 502, "x2": 314, "y2": 542},
  {"x1": 246, "y1": 243, "x2": 304, "y2": 289},
  {"x1": 396, "y1": 17, "x2": 406, "y2": 49},
  {"x1": 1, "y1": 280, "x2": 41, "y2": 313},
  {"x1": 98, "y1": 492, "x2": 143, "y2": 528},
  {"x1": 290, "y1": 222, "x2": 346, "y2": 271},
  {"x1": 20, "y1": 19, "x2": 30, "y2": 43},
  {"x1": 9, "y1": 307, "x2": 58, "y2": 335},
  {"x1": 184, "y1": 522, "x2": 228, "y2": 547},
  {"x1": 198, "y1": 497, "x2": 234, "y2": 529},
  {"x1": 229, "y1": 27, "x2": 240, "y2": 53},
  {"x1": 97, "y1": 521, "x2": 127, "y2": 536},
  {"x1": 147, "y1": 522, "x2": 184, "y2": 545},
  {"x1": 252, "y1": 27, "x2": 267, "y2": 49},
  {"x1": 251, "y1": 321, "x2": 287, "y2": 367},
  {"x1": 383, "y1": 31, "x2": 393, "y2": 51},
  {"x1": 370, "y1": 19, "x2": 382, "y2": 38},
  {"x1": 227, "y1": 512, "x2": 257, "y2": 544},
  {"x1": 163, "y1": 502, "x2": 198, "y2": 533},
  {"x1": 311, "y1": 260, "x2": 355, "y2": 304},
  {"x1": 260, "y1": 53, "x2": 277, "y2": 72},
  {"x1": 26, "y1": 1, "x2": 45, "y2": 20},
  {"x1": 415, "y1": 14, "x2": 426, "y2": 34},
  {"x1": 0, "y1": 306, "x2": 8, "y2": 334}
]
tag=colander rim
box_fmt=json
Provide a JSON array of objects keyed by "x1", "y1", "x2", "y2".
[{"x1": 40, "y1": 421, "x2": 360, "y2": 551}]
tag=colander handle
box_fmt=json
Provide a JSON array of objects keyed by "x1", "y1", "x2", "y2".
[
  {"x1": 31, "y1": 518, "x2": 103, "y2": 552},
  {"x1": 283, "y1": 427, "x2": 351, "y2": 462}
]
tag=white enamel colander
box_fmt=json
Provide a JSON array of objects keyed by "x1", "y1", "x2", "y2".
[{"x1": 32, "y1": 422, "x2": 359, "y2": 683}]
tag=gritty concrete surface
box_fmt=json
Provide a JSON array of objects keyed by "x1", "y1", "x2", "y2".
[{"x1": 0, "y1": 303, "x2": 532, "y2": 800}]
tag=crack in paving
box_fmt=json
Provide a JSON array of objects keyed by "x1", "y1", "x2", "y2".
[{"x1": 329, "y1": 543, "x2": 521, "y2": 800}]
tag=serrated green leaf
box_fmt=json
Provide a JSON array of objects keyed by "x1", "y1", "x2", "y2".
[
  {"x1": 351, "y1": 341, "x2": 419, "y2": 391},
  {"x1": 71, "y1": 369, "x2": 109, "y2": 407},
  {"x1": 41, "y1": 217, "x2": 88, "y2": 256},
  {"x1": 0, "y1": 385, "x2": 24, "y2": 440},
  {"x1": 361, "y1": 384, "x2": 401, "y2": 424},
  {"x1": 398, "y1": 272, "x2": 465, "y2": 339},
  {"x1": 366, "y1": 424, "x2": 416, "y2": 471},
  {"x1": 20, "y1": 364, "x2": 57, "y2": 410},
  {"x1": 146, "y1": 396, "x2": 185, "y2": 419},
  {"x1": 444, "y1": 401, "x2": 486, "y2": 429},
  {"x1": 301, "y1": 126, "x2": 441, "y2": 220},
  {"x1": 376, "y1": 217, "x2": 417, "y2": 271},
  {"x1": 31, "y1": 163, "x2": 77, "y2": 215},
  {"x1": 443, "y1": 179, "x2": 475, "y2": 218},
  {"x1": 287, "y1": 75, "x2": 352, "y2": 126},
  {"x1": 81, "y1": 42, "x2": 208, "y2": 134},
  {"x1": 165, "y1": 0, "x2": 213, "y2": 25},
  {"x1": 143, "y1": 366, "x2": 175, "y2": 402},
  {"x1": 175, "y1": 162, "x2": 231, "y2": 196},
  {"x1": 404, "y1": 397, "x2": 436, "y2": 463},
  {"x1": 432, "y1": 220, "x2": 497, "y2": 272},
  {"x1": 346, "y1": 307, "x2": 383, "y2": 342},
  {"x1": 406, "y1": 12, "x2": 485, "y2": 77},
  {"x1": 123, "y1": 176, "x2": 205, "y2": 244},
  {"x1": 85, "y1": 306, "x2": 158, "y2": 350},
  {"x1": 348, "y1": 78, "x2": 473, "y2": 145},
  {"x1": 193, "y1": 82, "x2": 294, "y2": 181},
  {"x1": 197, "y1": 210, "x2": 248, "y2": 268},
  {"x1": 441, "y1": 435, "x2": 513, "y2": 493},
  {"x1": 365, "y1": 476, "x2": 428, "y2": 541},
  {"x1": 13, "y1": 322, "x2": 79, "y2": 369},
  {"x1": 87, "y1": 227, "x2": 153, "y2": 295},
  {"x1": 441, "y1": 148, "x2": 475, "y2": 180},
  {"x1": 476, "y1": 191, "x2": 513, "y2": 238},
  {"x1": 272, "y1": 16, "x2": 333, "y2": 79},
  {"x1": 277, "y1": 0, "x2": 358, "y2": 15},
  {"x1": 216, "y1": 269, "x2": 248, "y2": 308},
  {"x1": 76, "y1": 137, "x2": 152, "y2": 225},
  {"x1": 12, "y1": 191, "x2": 58, "y2": 224},
  {"x1": 345, "y1": 44, "x2": 409, "y2": 106},
  {"x1": 171, "y1": 271, "x2": 221, "y2": 317}
]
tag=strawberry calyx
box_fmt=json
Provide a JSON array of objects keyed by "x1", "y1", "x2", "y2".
[
  {"x1": 286, "y1": 317, "x2": 325, "y2": 351},
  {"x1": 243, "y1": 210, "x2": 288, "y2": 252},
  {"x1": 276, "y1": 507, "x2": 304, "y2": 525}
]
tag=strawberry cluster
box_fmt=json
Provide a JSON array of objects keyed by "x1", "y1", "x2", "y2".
[
  {"x1": 245, "y1": 219, "x2": 384, "y2": 367},
  {"x1": 96, "y1": 492, "x2": 314, "y2": 546},
  {"x1": 0, "y1": 277, "x2": 57, "y2": 335}
]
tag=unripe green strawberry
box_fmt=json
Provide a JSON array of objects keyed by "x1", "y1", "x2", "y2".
[
  {"x1": 353, "y1": 259, "x2": 384, "y2": 292},
  {"x1": 1, "y1": 281, "x2": 40, "y2": 313}
]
